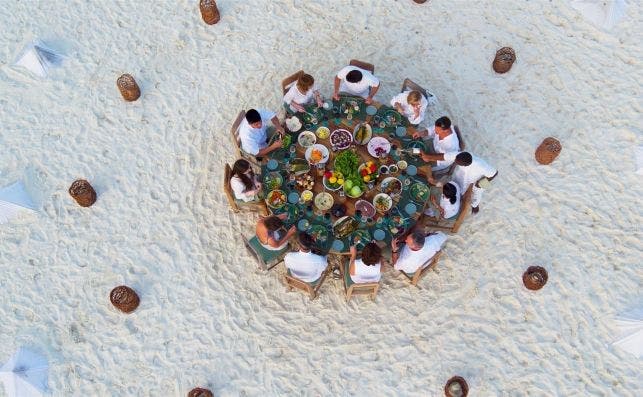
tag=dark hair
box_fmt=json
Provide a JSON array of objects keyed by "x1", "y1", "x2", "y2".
[
  {"x1": 231, "y1": 159, "x2": 254, "y2": 190},
  {"x1": 361, "y1": 243, "x2": 382, "y2": 266},
  {"x1": 346, "y1": 69, "x2": 363, "y2": 83},
  {"x1": 245, "y1": 109, "x2": 261, "y2": 124},
  {"x1": 410, "y1": 231, "x2": 425, "y2": 247},
  {"x1": 298, "y1": 232, "x2": 315, "y2": 250},
  {"x1": 435, "y1": 116, "x2": 451, "y2": 129},
  {"x1": 264, "y1": 216, "x2": 284, "y2": 232},
  {"x1": 455, "y1": 152, "x2": 472, "y2": 166},
  {"x1": 443, "y1": 182, "x2": 457, "y2": 205}
]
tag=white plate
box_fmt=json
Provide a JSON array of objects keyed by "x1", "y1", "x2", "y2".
[
  {"x1": 305, "y1": 144, "x2": 330, "y2": 164},
  {"x1": 314, "y1": 192, "x2": 334, "y2": 211},
  {"x1": 367, "y1": 137, "x2": 391, "y2": 158},
  {"x1": 372, "y1": 193, "x2": 393, "y2": 213},
  {"x1": 286, "y1": 116, "x2": 302, "y2": 132},
  {"x1": 298, "y1": 130, "x2": 317, "y2": 147}
]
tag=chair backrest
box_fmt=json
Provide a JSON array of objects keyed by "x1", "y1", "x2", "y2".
[
  {"x1": 282, "y1": 70, "x2": 304, "y2": 95},
  {"x1": 401, "y1": 78, "x2": 428, "y2": 99},
  {"x1": 413, "y1": 250, "x2": 443, "y2": 285},
  {"x1": 450, "y1": 185, "x2": 472, "y2": 233},
  {"x1": 230, "y1": 110, "x2": 245, "y2": 157},
  {"x1": 453, "y1": 125, "x2": 466, "y2": 150},
  {"x1": 349, "y1": 59, "x2": 375, "y2": 74},
  {"x1": 223, "y1": 163, "x2": 236, "y2": 207}
]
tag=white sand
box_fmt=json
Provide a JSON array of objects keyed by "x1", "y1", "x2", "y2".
[{"x1": 1, "y1": 1, "x2": 642, "y2": 395}]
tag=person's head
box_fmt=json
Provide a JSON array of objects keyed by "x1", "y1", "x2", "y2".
[
  {"x1": 346, "y1": 69, "x2": 363, "y2": 83},
  {"x1": 443, "y1": 182, "x2": 458, "y2": 205},
  {"x1": 405, "y1": 230, "x2": 426, "y2": 250},
  {"x1": 231, "y1": 159, "x2": 254, "y2": 189},
  {"x1": 245, "y1": 109, "x2": 262, "y2": 129},
  {"x1": 407, "y1": 90, "x2": 422, "y2": 106},
  {"x1": 455, "y1": 152, "x2": 473, "y2": 167},
  {"x1": 263, "y1": 216, "x2": 284, "y2": 232},
  {"x1": 297, "y1": 73, "x2": 315, "y2": 92},
  {"x1": 434, "y1": 116, "x2": 452, "y2": 135},
  {"x1": 297, "y1": 232, "x2": 315, "y2": 252},
  {"x1": 361, "y1": 243, "x2": 382, "y2": 266}
]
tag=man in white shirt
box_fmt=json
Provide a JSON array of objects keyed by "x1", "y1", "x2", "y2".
[
  {"x1": 392, "y1": 231, "x2": 447, "y2": 274},
  {"x1": 332, "y1": 66, "x2": 380, "y2": 104},
  {"x1": 449, "y1": 152, "x2": 498, "y2": 213},
  {"x1": 284, "y1": 232, "x2": 328, "y2": 283},
  {"x1": 390, "y1": 90, "x2": 429, "y2": 125},
  {"x1": 417, "y1": 116, "x2": 460, "y2": 172},
  {"x1": 238, "y1": 108, "x2": 285, "y2": 157}
]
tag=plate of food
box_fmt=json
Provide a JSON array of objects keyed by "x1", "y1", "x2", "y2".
[
  {"x1": 298, "y1": 130, "x2": 317, "y2": 148},
  {"x1": 373, "y1": 193, "x2": 393, "y2": 213},
  {"x1": 353, "y1": 123, "x2": 372, "y2": 145},
  {"x1": 301, "y1": 189, "x2": 314, "y2": 202},
  {"x1": 333, "y1": 216, "x2": 358, "y2": 239},
  {"x1": 263, "y1": 172, "x2": 283, "y2": 190},
  {"x1": 314, "y1": 191, "x2": 334, "y2": 211},
  {"x1": 409, "y1": 182, "x2": 430, "y2": 202},
  {"x1": 286, "y1": 116, "x2": 302, "y2": 132},
  {"x1": 367, "y1": 137, "x2": 391, "y2": 158},
  {"x1": 343, "y1": 178, "x2": 364, "y2": 198},
  {"x1": 354, "y1": 199, "x2": 376, "y2": 218},
  {"x1": 405, "y1": 140, "x2": 427, "y2": 152},
  {"x1": 350, "y1": 229, "x2": 372, "y2": 250},
  {"x1": 265, "y1": 189, "x2": 287, "y2": 209},
  {"x1": 316, "y1": 126, "x2": 330, "y2": 139},
  {"x1": 305, "y1": 144, "x2": 329, "y2": 164},
  {"x1": 295, "y1": 173, "x2": 315, "y2": 191},
  {"x1": 380, "y1": 177, "x2": 402, "y2": 195},
  {"x1": 383, "y1": 109, "x2": 402, "y2": 126},
  {"x1": 309, "y1": 224, "x2": 329, "y2": 244},
  {"x1": 281, "y1": 203, "x2": 300, "y2": 223},
  {"x1": 330, "y1": 128, "x2": 353, "y2": 150},
  {"x1": 322, "y1": 170, "x2": 344, "y2": 191},
  {"x1": 358, "y1": 161, "x2": 379, "y2": 184},
  {"x1": 288, "y1": 158, "x2": 311, "y2": 175}
]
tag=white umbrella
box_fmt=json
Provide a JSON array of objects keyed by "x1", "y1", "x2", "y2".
[
  {"x1": 612, "y1": 306, "x2": 643, "y2": 358},
  {"x1": 570, "y1": 0, "x2": 627, "y2": 31},
  {"x1": 0, "y1": 181, "x2": 37, "y2": 224},
  {"x1": 0, "y1": 348, "x2": 49, "y2": 397}
]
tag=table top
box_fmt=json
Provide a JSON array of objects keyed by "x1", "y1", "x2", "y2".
[{"x1": 261, "y1": 96, "x2": 441, "y2": 255}]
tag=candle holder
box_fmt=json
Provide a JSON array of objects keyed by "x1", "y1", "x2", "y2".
[
  {"x1": 110, "y1": 285, "x2": 140, "y2": 313},
  {"x1": 523, "y1": 266, "x2": 548, "y2": 290},
  {"x1": 69, "y1": 179, "x2": 97, "y2": 207},
  {"x1": 535, "y1": 137, "x2": 561, "y2": 165},
  {"x1": 188, "y1": 388, "x2": 213, "y2": 397},
  {"x1": 444, "y1": 376, "x2": 469, "y2": 397},
  {"x1": 117, "y1": 74, "x2": 141, "y2": 102},
  {"x1": 199, "y1": 0, "x2": 220, "y2": 25},
  {"x1": 493, "y1": 47, "x2": 516, "y2": 74}
]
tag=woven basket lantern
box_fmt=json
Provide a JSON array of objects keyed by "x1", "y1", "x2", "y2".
[
  {"x1": 188, "y1": 388, "x2": 213, "y2": 397},
  {"x1": 493, "y1": 47, "x2": 516, "y2": 74},
  {"x1": 445, "y1": 376, "x2": 469, "y2": 397},
  {"x1": 117, "y1": 74, "x2": 141, "y2": 102},
  {"x1": 69, "y1": 179, "x2": 97, "y2": 207},
  {"x1": 413, "y1": 0, "x2": 428, "y2": 3},
  {"x1": 199, "y1": 0, "x2": 220, "y2": 25},
  {"x1": 535, "y1": 137, "x2": 562, "y2": 165},
  {"x1": 110, "y1": 286, "x2": 140, "y2": 313},
  {"x1": 523, "y1": 266, "x2": 548, "y2": 291}
]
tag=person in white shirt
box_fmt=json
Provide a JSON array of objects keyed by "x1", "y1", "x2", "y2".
[
  {"x1": 448, "y1": 151, "x2": 498, "y2": 213},
  {"x1": 284, "y1": 232, "x2": 328, "y2": 283},
  {"x1": 390, "y1": 90, "x2": 429, "y2": 125},
  {"x1": 256, "y1": 214, "x2": 296, "y2": 251},
  {"x1": 415, "y1": 116, "x2": 460, "y2": 172},
  {"x1": 347, "y1": 242, "x2": 382, "y2": 284},
  {"x1": 229, "y1": 159, "x2": 261, "y2": 202},
  {"x1": 238, "y1": 108, "x2": 285, "y2": 157},
  {"x1": 283, "y1": 73, "x2": 323, "y2": 113},
  {"x1": 424, "y1": 181, "x2": 461, "y2": 220},
  {"x1": 332, "y1": 66, "x2": 380, "y2": 104},
  {"x1": 392, "y1": 231, "x2": 447, "y2": 274}
]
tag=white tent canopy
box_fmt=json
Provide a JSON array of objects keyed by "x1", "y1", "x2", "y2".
[
  {"x1": 14, "y1": 40, "x2": 64, "y2": 78},
  {"x1": 570, "y1": 0, "x2": 627, "y2": 31},
  {"x1": 612, "y1": 306, "x2": 643, "y2": 358},
  {"x1": 0, "y1": 181, "x2": 37, "y2": 224},
  {"x1": 0, "y1": 348, "x2": 49, "y2": 397}
]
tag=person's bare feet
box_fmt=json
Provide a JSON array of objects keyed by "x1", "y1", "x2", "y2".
[{"x1": 471, "y1": 206, "x2": 480, "y2": 214}]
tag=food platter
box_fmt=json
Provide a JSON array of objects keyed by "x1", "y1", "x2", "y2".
[
  {"x1": 367, "y1": 136, "x2": 391, "y2": 158},
  {"x1": 353, "y1": 123, "x2": 372, "y2": 145},
  {"x1": 354, "y1": 199, "x2": 376, "y2": 218},
  {"x1": 286, "y1": 116, "x2": 302, "y2": 132},
  {"x1": 322, "y1": 170, "x2": 344, "y2": 191},
  {"x1": 279, "y1": 203, "x2": 300, "y2": 223},
  {"x1": 297, "y1": 130, "x2": 316, "y2": 148},
  {"x1": 265, "y1": 189, "x2": 287, "y2": 209},
  {"x1": 305, "y1": 144, "x2": 330, "y2": 164},
  {"x1": 288, "y1": 158, "x2": 311, "y2": 175},
  {"x1": 263, "y1": 172, "x2": 283, "y2": 190},
  {"x1": 330, "y1": 128, "x2": 352, "y2": 150},
  {"x1": 314, "y1": 191, "x2": 334, "y2": 211},
  {"x1": 409, "y1": 182, "x2": 430, "y2": 202},
  {"x1": 379, "y1": 177, "x2": 402, "y2": 195},
  {"x1": 332, "y1": 216, "x2": 358, "y2": 239},
  {"x1": 309, "y1": 224, "x2": 329, "y2": 244},
  {"x1": 350, "y1": 229, "x2": 371, "y2": 250},
  {"x1": 316, "y1": 126, "x2": 330, "y2": 139},
  {"x1": 382, "y1": 109, "x2": 402, "y2": 127},
  {"x1": 373, "y1": 193, "x2": 393, "y2": 213}
]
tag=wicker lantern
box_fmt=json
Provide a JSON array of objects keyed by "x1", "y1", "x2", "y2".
[
  {"x1": 413, "y1": 0, "x2": 428, "y2": 3},
  {"x1": 69, "y1": 179, "x2": 97, "y2": 207},
  {"x1": 188, "y1": 388, "x2": 213, "y2": 397},
  {"x1": 535, "y1": 137, "x2": 562, "y2": 165},
  {"x1": 492, "y1": 47, "x2": 516, "y2": 74},
  {"x1": 117, "y1": 74, "x2": 141, "y2": 102},
  {"x1": 199, "y1": 0, "x2": 220, "y2": 25},
  {"x1": 110, "y1": 286, "x2": 140, "y2": 313},
  {"x1": 444, "y1": 376, "x2": 469, "y2": 397},
  {"x1": 523, "y1": 266, "x2": 548, "y2": 291}
]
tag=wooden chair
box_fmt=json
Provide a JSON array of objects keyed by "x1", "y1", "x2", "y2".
[
  {"x1": 400, "y1": 78, "x2": 436, "y2": 102},
  {"x1": 223, "y1": 163, "x2": 268, "y2": 215},
  {"x1": 229, "y1": 110, "x2": 260, "y2": 166},
  {"x1": 242, "y1": 233, "x2": 289, "y2": 271},
  {"x1": 453, "y1": 125, "x2": 466, "y2": 150},
  {"x1": 284, "y1": 265, "x2": 330, "y2": 300},
  {"x1": 281, "y1": 70, "x2": 304, "y2": 95},
  {"x1": 342, "y1": 262, "x2": 380, "y2": 302},
  {"x1": 399, "y1": 251, "x2": 442, "y2": 286},
  {"x1": 349, "y1": 59, "x2": 375, "y2": 74},
  {"x1": 421, "y1": 185, "x2": 472, "y2": 234}
]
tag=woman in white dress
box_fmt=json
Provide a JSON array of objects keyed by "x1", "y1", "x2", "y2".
[
  {"x1": 283, "y1": 73, "x2": 323, "y2": 113},
  {"x1": 425, "y1": 181, "x2": 461, "y2": 220},
  {"x1": 348, "y1": 242, "x2": 382, "y2": 284},
  {"x1": 229, "y1": 159, "x2": 261, "y2": 202},
  {"x1": 390, "y1": 90, "x2": 428, "y2": 125}
]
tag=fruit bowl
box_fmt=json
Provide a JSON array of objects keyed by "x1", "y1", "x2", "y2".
[
  {"x1": 358, "y1": 161, "x2": 379, "y2": 184},
  {"x1": 343, "y1": 179, "x2": 365, "y2": 198},
  {"x1": 322, "y1": 170, "x2": 344, "y2": 191}
]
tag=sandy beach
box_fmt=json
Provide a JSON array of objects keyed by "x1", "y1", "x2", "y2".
[{"x1": 1, "y1": 0, "x2": 641, "y2": 395}]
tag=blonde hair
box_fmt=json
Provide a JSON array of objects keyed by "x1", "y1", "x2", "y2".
[
  {"x1": 297, "y1": 73, "x2": 314, "y2": 92},
  {"x1": 407, "y1": 90, "x2": 422, "y2": 105}
]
